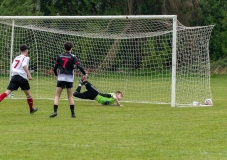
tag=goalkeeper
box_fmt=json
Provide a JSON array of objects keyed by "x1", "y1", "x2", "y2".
[{"x1": 73, "y1": 76, "x2": 123, "y2": 106}]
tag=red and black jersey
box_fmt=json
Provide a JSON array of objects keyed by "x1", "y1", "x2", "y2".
[{"x1": 55, "y1": 52, "x2": 79, "y2": 75}]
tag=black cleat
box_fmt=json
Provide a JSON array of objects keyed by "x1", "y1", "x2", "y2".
[
  {"x1": 30, "y1": 107, "x2": 38, "y2": 114},
  {"x1": 49, "y1": 112, "x2": 57, "y2": 118},
  {"x1": 71, "y1": 113, "x2": 76, "y2": 118}
]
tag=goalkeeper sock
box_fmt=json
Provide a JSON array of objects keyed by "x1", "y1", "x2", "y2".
[
  {"x1": 0, "y1": 93, "x2": 7, "y2": 102},
  {"x1": 27, "y1": 96, "x2": 33, "y2": 111}
]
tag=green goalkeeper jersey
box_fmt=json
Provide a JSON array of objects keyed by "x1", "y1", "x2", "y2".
[{"x1": 96, "y1": 93, "x2": 115, "y2": 105}]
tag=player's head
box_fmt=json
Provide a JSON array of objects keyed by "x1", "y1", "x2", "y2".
[
  {"x1": 115, "y1": 91, "x2": 123, "y2": 101},
  {"x1": 20, "y1": 44, "x2": 28, "y2": 54},
  {"x1": 64, "y1": 41, "x2": 73, "y2": 52},
  {"x1": 20, "y1": 44, "x2": 28, "y2": 55}
]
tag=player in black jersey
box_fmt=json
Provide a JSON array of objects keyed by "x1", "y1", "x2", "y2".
[{"x1": 49, "y1": 41, "x2": 88, "y2": 118}]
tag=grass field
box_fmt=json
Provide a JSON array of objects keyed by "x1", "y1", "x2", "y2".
[{"x1": 0, "y1": 75, "x2": 227, "y2": 159}]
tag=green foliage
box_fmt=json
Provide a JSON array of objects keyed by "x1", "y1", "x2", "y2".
[
  {"x1": 74, "y1": 37, "x2": 107, "y2": 68},
  {"x1": 0, "y1": 0, "x2": 43, "y2": 16},
  {"x1": 0, "y1": 23, "x2": 11, "y2": 70},
  {"x1": 100, "y1": 0, "x2": 127, "y2": 15},
  {"x1": 142, "y1": 38, "x2": 171, "y2": 71},
  {"x1": 39, "y1": 0, "x2": 164, "y2": 16},
  {"x1": 0, "y1": 0, "x2": 225, "y2": 62},
  {"x1": 210, "y1": 57, "x2": 227, "y2": 74},
  {"x1": 199, "y1": 0, "x2": 227, "y2": 60},
  {"x1": 39, "y1": 0, "x2": 127, "y2": 16},
  {"x1": 136, "y1": 0, "x2": 163, "y2": 15}
]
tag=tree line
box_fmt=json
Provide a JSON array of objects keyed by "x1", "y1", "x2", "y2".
[{"x1": 0, "y1": 0, "x2": 226, "y2": 61}]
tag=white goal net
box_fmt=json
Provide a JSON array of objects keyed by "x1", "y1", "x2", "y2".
[{"x1": 0, "y1": 16, "x2": 214, "y2": 106}]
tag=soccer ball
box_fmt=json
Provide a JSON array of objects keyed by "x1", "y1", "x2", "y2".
[{"x1": 204, "y1": 99, "x2": 212, "y2": 105}]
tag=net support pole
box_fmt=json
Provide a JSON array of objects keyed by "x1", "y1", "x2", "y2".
[
  {"x1": 171, "y1": 16, "x2": 177, "y2": 107},
  {"x1": 9, "y1": 20, "x2": 15, "y2": 82}
]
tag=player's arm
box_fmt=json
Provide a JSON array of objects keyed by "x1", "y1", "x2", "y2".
[
  {"x1": 73, "y1": 56, "x2": 88, "y2": 76},
  {"x1": 23, "y1": 66, "x2": 32, "y2": 80},
  {"x1": 22, "y1": 57, "x2": 32, "y2": 80},
  {"x1": 53, "y1": 56, "x2": 60, "y2": 77},
  {"x1": 53, "y1": 63, "x2": 59, "y2": 76},
  {"x1": 75, "y1": 62, "x2": 88, "y2": 77},
  {"x1": 113, "y1": 95, "x2": 121, "y2": 106}
]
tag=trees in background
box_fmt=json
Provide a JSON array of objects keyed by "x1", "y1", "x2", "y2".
[
  {"x1": 39, "y1": 0, "x2": 128, "y2": 16},
  {"x1": 199, "y1": 0, "x2": 227, "y2": 60},
  {"x1": 0, "y1": 0, "x2": 42, "y2": 16},
  {"x1": 0, "y1": 0, "x2": 226, "y2": 60}
]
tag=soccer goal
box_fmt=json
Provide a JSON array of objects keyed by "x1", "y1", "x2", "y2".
[{"x1": 0, "y1": 16, "x2": 214, "y2": 107}]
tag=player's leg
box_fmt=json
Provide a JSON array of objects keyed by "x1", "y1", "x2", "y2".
[
  {"x1": 73, "y1": 78, "x2": 89, "y2": 99},
  {"x1": 66, "y1": 82, "x2": 76, "y2": 118},
  {"x1": 81, "y1": 75, "x2": 99, "y2": 99},
  {"x1": 75, "y1": 78, "x2": 83, "y2": 93},
  {"x1": 81, "y1": 75, "x2": 99, "y2": 94},
  {"x1": 84, "y1": 81, "x2": 99, "y2": 96},
  {"x1": 50, "y1": 81, "x2": 63, "y2": 117},
  {"x1": 0, "y1": 76, "x2": 18, "y2": 102},
  {"x1": 20, "y1": 76, "x2": 38, "y2": 114},
  {"x1": 23, "y1": 90, "x2": 38, "y2": 114},
  {"x1": 0, "y1": 89, "x2": 12, "y2": 102},
  {"x1": 75, "y1": 85, "x2": 82, "y2": 93},
  {"x1": 73, "y1": 90, "x2": 82, "y2": 98},
  {"x1": 50, "y1": 87, "x2": 63, "y2": 117},
  {"x1": 74, "y1": 76, "x2": 98, "y2": 100}
]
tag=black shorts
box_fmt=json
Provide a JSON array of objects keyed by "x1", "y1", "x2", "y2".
[
  {"x1": 57, "y1": 81, "x2": 73, "y2": 88},
  {"x1": 7, "y1": 75, "x2": 30, "y2": 90}
]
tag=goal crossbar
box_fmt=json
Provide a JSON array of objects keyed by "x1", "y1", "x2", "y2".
[
  {"x1": 0, "y1": 15, "x2": 213, "y2": 107},
  {"x1": 0, "y1": 15, "x2": 176, "y2": 20}
]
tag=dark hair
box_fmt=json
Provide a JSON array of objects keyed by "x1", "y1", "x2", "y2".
[
  {"x1": 116, "y1": 91, "x2": 123, "y2": 97},
  {"x1": 64, "y1": 41, "x2": 73, "y2": 51},
  {"x1": 20, "y1": 44, "x2": 28, "y2": 52}
]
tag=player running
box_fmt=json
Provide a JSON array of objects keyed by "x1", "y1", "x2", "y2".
[
  {"x1": 73, "y1": 75, "x2": 123, "y2": 106},
  {"x1": 0, "y1": 44, "x2": 38, "y2": 114}
]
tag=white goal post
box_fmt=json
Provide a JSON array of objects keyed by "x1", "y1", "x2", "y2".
[{"x1": 0, "y1": 16, "x2": 214, "y2": 107}]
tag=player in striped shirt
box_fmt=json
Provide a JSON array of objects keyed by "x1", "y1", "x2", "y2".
[
  {"x1": 0, "y1": 44, "x2": 38, "y2": 114},
  {"x1": 73, "y1": 76, "x2": 123, "y2": 106}
]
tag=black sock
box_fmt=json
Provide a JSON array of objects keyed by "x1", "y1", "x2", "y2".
[
  {"x1": 70, "y1": 105, "x2": 75, "y2": 114},
  {"x1": 54, "y1": 105, "x2": 58, "y2": 112}
]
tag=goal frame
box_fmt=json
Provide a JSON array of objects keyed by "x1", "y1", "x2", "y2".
[{"x1": 0, "y1": 15, "x2": 178, "y2": 107}]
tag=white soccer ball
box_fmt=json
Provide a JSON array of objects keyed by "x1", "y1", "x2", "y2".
[{"x1": 204, "y1": 99, "x2": 212, "y2": 105}]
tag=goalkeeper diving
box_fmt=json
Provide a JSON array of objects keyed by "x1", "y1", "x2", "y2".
[{"x1": 73, "y1": 75, "x2": 123, "y2": 106}]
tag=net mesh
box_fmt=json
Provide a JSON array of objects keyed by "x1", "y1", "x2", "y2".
[{"x1": 0, "y1": 17, "x2": 214, "y2": 106}]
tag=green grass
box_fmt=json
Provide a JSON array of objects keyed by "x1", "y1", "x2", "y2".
[
  {"x1": 0, "y1": 73, "x2": 211, "y2": 104},
  {"x1": 0, "y1": 75, "x2": 227, "y2": 159}
]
